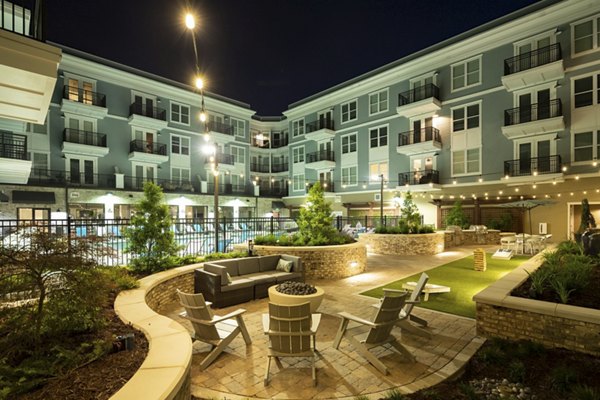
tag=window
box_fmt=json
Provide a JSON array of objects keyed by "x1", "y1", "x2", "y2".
[
  {"x1": 292, "y1": 119, "x2": 304, "y2": 137},
  {"x1": 452, "y1": 148, "x2": 480, "y2": 175},
  {"x1": 230, "y1": 145, "x2": 245, "y2": 164},
  {"x1": 172, "y1": 167, "x2": 191, "y2": 184},
  {"x1": 231, "y1": 118, "x2": 245, "y2": 137},
  {"x1": 292, "y1": 147, "x2": 305, "y2": 163},
  {"x1": 293, "y1": 174, "x2": 305, "y2": 191},
  {"x1": 341, "y1": 166, "x2": 357, "y2": 186},
  {"x1": 572, "y1": 15, "x2": 600, "y2": 55},
  {"x1": 341, "y1": 133, "x2": 357, "y2": 154},
  {"x1": 32, "y1": 152, "x2": 48, "y2": 175},
  {"x1": 369, "y1": 90, "x2": 388, "y2": 115},
  {"x1": 369, "y1": 162, "x2": 388, "y2": 181},
  {"x1": 170, "y1": 103, "x2": 190, "y2": 125},
  {"x1": 27, "y1": 119, "x2": 48, "y2": 134},
  {"x1": 452, "y1": 104, "x2": 480, "y2": 132},
  {"x1": 65, "y1": 75, "x2": 95, "y2": 104},
  {"x1": 451, "y1": 56, "x2": 481, "y2": 91},
  {"x1": 573, "y1": 131, "x2": 600, "y2": 162},
  {"x1": 369, "y1": 126, "x2": 388, "y2": 148},
  {"x1": 171, "y1": 135, "x2": 190, "y2": 155},
  {"x1": 573, "y1": 75, "x2": 600, "y2": 108},
  {"x1": 341, "y1": 100, "x2": 357, "y2": 123}
]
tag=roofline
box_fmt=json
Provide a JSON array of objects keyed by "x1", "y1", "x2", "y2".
[
  {"x1": 48, "y1": 42, "x2": 253, "y2": 110},
  {"x1": 288, "y1": 0, "x2": 562, "y2": 110},
  {"x1": 251, "y1": 115, "x2": 287, "y2": 122}
]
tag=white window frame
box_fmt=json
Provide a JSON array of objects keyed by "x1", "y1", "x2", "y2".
[
  {"x1": 369, "y1": 162, "x2": 388, "y2": 182},
  {"x1": 451, "y1": 55, "x2": 482, "y2": 92},
  {"x1": 292, "y1": 118, "x2": 304, "y2": 137},
  {"x1": 65, "y1": 115, "x2": 97, "y2": 133},
  {"x1": 170, "y1": 102, "x2": 190, "y2": 125},
  {"x1": 64, "y1": 73, "x2": 97, "y2": 103},
  {"x1": 171, "y1": 167, "x2": 191, "y2": 184},
  {"x1": 340, "y1": 99, "x2": 358, "y2": 124},
  {"x1": 231, "y1": 117, "x2": 246, "y2": 138},
  {"x1": 368, "y1": 89, "x2": 388, "y2": 116},
  {"x1": 572, "y1": 130, "x2": 600, "y2": 164},
  {"x1": 65, "y1": 155, "x2": 98, "y2": 185},
  {"x1": 292, "y1": 146, "x2": 305, "y2": 164},
  {"x1": 341, "y1": 132, "x2": 357, "y2": 154},
  {"x1": 572, "y1": 73, "x2": 600, "y2": 109},
  {"x1": 451, "y1": 102, "x2": 480, "y2": 133},
  {"x1": 292, "y1": 174, "x2": 305, "y2": 191},
  {"x1": 230, "y1": 145, "x2": 246, "y2": 165},
  {"x1": 571, "y1": 14, "x2": 600, "y2": 57},
  {"x1": 369, "y1": 125, "x2": 388, "y2": 148},
  {"x1": 171, "y1": 134, "x2": 190, "y2": 156},
  {"x1": 341, "y1": 165, "x2": 358, "y2": 187}
]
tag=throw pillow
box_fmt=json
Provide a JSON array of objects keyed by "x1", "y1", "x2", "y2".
[
  {"x1": 226, "y1": 272, "x2": 233, "y2": 285},
  {"x1": 276, "y1": 259, "x2": 293, "y2": 272}
]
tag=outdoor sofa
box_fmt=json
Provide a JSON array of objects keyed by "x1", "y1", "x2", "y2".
[{"x1": 195, "y1": 254, "x2": 303, "y2": 308}]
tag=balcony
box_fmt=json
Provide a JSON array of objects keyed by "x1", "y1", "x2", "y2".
[
  {"x1": 62, "y1": 128, "x2": 109, "y2": 157},
  {"x1": 397, "y1": 170, "x2": 440, "y2": 190},
  {"x1": 396, "y1": 83, "x2": 441, "y2": 118},
  {"x1": 0, "y1": 0, "x2": 61, "y2": 124},
  {"x1": 501, "y1": 99, "x2": 564, "y2": 139},
  {"x1": 128, "y1": 139, "x2": 168, "y2": 163},
  {"x1": 504, "y1": 155, "x2": 562, "y2": 178},
  {"x1": 305, "y1": 118, "x2": 335, "y2": 142},
  {"x1": 271, "y1": 162, "x2": 289, "y2": 173},
  {"x1": 396, "y1": 127, "x2": 441, "y2": 155},
  {"x1": 502, "y1": 43, "x2": 564, "y2": 91},
  {"x1": 207, "y1": 121, "x2": 234, "y2": 140},
  {"x1": 252, "y1": 132, "x2": 289, "y2": 149},
  {"x1": 0, "y1": 130, "x2": 31, "y2": 184},
  {"x1": 308, "y1": 181, "x2": 334, "y2": 192},
  {"x1": 128, "y1": 102, "x2": 168, "y2": 130},
  {"x1": 250, "y1": 163, "x2": 270, "y2": 173},
  {"x1": 305, "y1": 150, "x2": 335, "y2": 170},
  {"x1": 204, "y1": 152, "x2": 236, "y2": 172},
  {"x1": 60, "y1": 85, "x2": 108, "y2": 119},
  {"x1": 260, "y1": 184, "x2": 289, "y2": 197}
]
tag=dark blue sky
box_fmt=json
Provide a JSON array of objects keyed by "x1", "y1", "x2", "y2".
[{"x1": 47, "y1": 0, "x2": 540, "y2": 115}]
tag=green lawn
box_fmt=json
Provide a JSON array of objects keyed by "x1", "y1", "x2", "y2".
[{"x1": 360, "y1": 253, "x2": 530, "y2": 318}]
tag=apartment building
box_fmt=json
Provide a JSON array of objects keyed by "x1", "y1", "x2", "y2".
[{"x1": 1, "y1": 0, "x2": 600, "y2": 240}]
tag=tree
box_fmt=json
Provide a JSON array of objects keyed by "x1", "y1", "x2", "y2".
[
  {"x1": 579, "y1": 198, "x2": 596, "y2": 233},
  {"x1": 295, "y1": 182, "x2": 339, "y2": 245},
  {"x1": 400, "y1": 191, "x2": 421, "y2": 231},
  {"x1": 124, "y1": 181, "x2": 181, "y2": 273},
  {"x1": 445, "y1": 200, "x2": 470, "y2": 228}
]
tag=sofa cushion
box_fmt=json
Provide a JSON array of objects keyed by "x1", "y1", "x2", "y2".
[
  {"x1": 221, "y1": 277, "x2": 254, "y2": 292},
  {"x1": 267, "y1": 271, "x2": 302, "y2": 282},
  {"x1": 259, "y1": 255, "x2": 280, "y2": 272},
  {"x1": 214, "y1": 259, "x2": 239, "y2": 276},
  {"x1": 281, "y1": 254, "x2": 302, "y2": 272},
  {"x1": 238, "y1": 257, "x2": 260, "y2": 275},
  {"x1": 203, "y1": 263, "x2": 228, "y2": 285},
  {"x1": 245, "y1": 272, "x2": 277, "y2": 285},
  {"x1": 276, "y1": 259, "x2": 293, "y2": 272}
]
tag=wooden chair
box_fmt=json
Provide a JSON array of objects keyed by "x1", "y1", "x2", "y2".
[
  {"x1": 333, "y1": 289, "x2": 415, "y2": 375},
  {"x1": 177, "y1": 289, "x2": 251, "y2": 370},
  {"x1": 397, "y1": 272, "x2": 432, "y2": 338},
  {"x1": 262, "y1": 302, "x2": 320, "y2": 386}
]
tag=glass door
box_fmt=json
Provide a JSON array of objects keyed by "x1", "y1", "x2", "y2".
[
  {"x1": 519, "y1": 143, "x2": 532, "y2": 175},
  {"x1": 518, "y1": 93, "x2": 532, "y2": 124},
  {"x1": 536, "y1": 140, "x2": 551, "y2": 173}
]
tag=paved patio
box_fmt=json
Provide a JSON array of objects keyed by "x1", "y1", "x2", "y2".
[{"x1": 162, "y1": 246, "x2": 494, "y2": 400}]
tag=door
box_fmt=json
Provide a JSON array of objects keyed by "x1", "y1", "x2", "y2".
[
  {"x1": 318, "y1": 110, "x2": 333, "y2": 130},
  {"x1": 519, "y1": 143, "x2": 532, "y2": 175},
  {"x1": 412, "y1": 76, "x2": 433, "y2": 101},
  {"x1": 412, "y1": 120, "x2": 421, "y2": 143},
  {"x1": 518, "y1": 93, "x2": 532, "y2": 123},
  {"x1": 537, "y1": 89, "x2": 551, "y2": 120},
  {"x1": 517, "y1": 43, "x2": 532, "y2": 72},
  {"x1": 536, "y1": 140, "x2": 551, "y2": 173},
  {"x1": 70, "y1": 159, "x2": 80, "y2": 184},
  {"x1": 319, "y1": 141, "x2": 332, "y2": 160},
  {"x1": 83, "y1": 82, "x2": 93, "y2": 105},
  {"x1": 319, "y1": 171, "x2": 332, "y2": 189},
  {"x1": 145, "y1": 132, "x2": 153, "y2": 153},
  {"x1": 68, "y1": 78, "x2": 79, "y2": 101},
  {"x1": 84, "y1": 160, "x2": 94, "y2": 184}
]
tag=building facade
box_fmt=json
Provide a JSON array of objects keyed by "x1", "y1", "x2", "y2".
[{"x1": 1, "y1": 0, "x2": 600, "y2": 241}]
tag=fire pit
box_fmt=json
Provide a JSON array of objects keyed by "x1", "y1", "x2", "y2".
[{"x1": 267, "y1": 282, "x2": 325, "y2": 312}]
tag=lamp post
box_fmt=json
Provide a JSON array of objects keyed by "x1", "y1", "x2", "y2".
[
  {"x1": 379, "y1": 174, "x2": 384, "y2": 227},
  {"x1": 185, "y1": 12, "x2": 219, "y2": 253}
]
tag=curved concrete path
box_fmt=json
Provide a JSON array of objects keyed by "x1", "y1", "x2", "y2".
[{"x1": 162, "y1": 246, "x2": 491, "y2": 400}]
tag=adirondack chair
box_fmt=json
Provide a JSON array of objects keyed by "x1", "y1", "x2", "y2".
[
  {"x1": 177, "y1": 289, "x2": 251, "y2": 370},
  {"x1": 397, "y1": 272, "x2": 431, "y2": 339},
  {"x1": 333, "y1": 289, "x2": 415, "y2": 375},
  {"x1": 262, "y1": 302, "x2": 320, "y2": 386}
]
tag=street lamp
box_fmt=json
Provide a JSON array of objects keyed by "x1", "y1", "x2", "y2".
[
  {"x1": 373, "y1": 174, "x2": 385, "y2": 226},
  {"x1": 185, "y1": 11, "x2": 218, "y2": 252}
]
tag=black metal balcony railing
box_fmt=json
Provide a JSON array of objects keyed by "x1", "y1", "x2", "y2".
[
  {"x1": 204, "y1": 153, "x2": 235, "y2": 166},
  {"x1": 504, "y1": 43, "x2": 562, "y2": 76},
  {"x1": 504, "y1": 155, "x2": 562, "y2": 177},
  {"x1": 308, "y1": 181, "x2": 334, "y2": 192},
  {"x1": 306, "y1": 150, "x2": 335, "y2": 163},
  {"x1": 129, "y1": 139, "x2": 167, "y2": 156},
  {"x1": 271, "y1": 135, "x2": 289, "y2": 148},
  {"x1": 250, "y1": 163, "x2": 270, "y2": 173},
  {"x1": 261, "y1": 185, "x2": 289, "y2": 197},
  {"x1": 207, "y1": 121, "x2": 234, "y2": 136},
  {"x1": 398, "y1": 127, "x2": 441, "y2": 147},
  {"x1": 206, "y1": 182, "x2": 252, "y2": 196},
  {"x1": 129, "y1": 102, "x2": 167, "y2": 121},
  {"x1": 398, "y1": 83, "x2": 440, "y2": 106},
  {"x1": 0, "y1": 0, "x2": 43, "y2": 40},
  {"x1": 63, "y1": 128, "x2": 107, "y2": 147},
  {"x1": 306, "y1": 119, "x2": 334, "y2": 133},
  {"x1": 271, "y1": 162, "x2": 289, "y2": 173},
  {"x1": 251, "y1": 132, "x2": 289, "y2": 149},
  {"x1": 0, "y1": 131, "x2": 28, "y2": 160},
  {"x1": 398, "y1": 170, "x2": 440, "y2": 186},
  {"x1": 62, "y1": 86, "x2": 106, "y2": 107},
  {"x1": 504, "y1": 99, "x2": 562, "y2": 126}
]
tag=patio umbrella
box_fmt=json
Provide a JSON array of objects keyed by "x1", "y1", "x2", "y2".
[{"x1": 497, "y1": 199, "x2": 554, "y2": 253}]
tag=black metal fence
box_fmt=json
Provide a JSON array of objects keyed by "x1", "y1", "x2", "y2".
[
  {"x1": 62, "y1": 85, "x2": 106, "y2": 107},
  {"x1": 398, "y1": 127, "x2": 441, "y2": 146},
  {"x1": 504, "y1": 43, "x2": 562, "y2": 75},
  {"x1": 504, "y1": 99, "x2": 562, "y2": 126},
  {"x1": 503, "y1": 155, "x2": 562, "y2": 177},
  {"x1": 398, "y1": 83, "x2": 440, "y2": 106},
  {"x1": 0, "y1": 131, "x2": 28, "y2": 160}
]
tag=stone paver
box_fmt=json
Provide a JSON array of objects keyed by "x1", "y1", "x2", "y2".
[{"x1": 163, "y1": 246, "x2": 496, "y2": 399}]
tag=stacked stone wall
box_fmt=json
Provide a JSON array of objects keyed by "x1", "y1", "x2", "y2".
[
  {"x1": 145, "y1": 267, "x2": 196, "y2": 312},
  {"x1": 358, "y1": 233, "x2": 444, "y2": 255},
  {"x1": 444, "y1": 230, "x2": 501, "y2": 247}
]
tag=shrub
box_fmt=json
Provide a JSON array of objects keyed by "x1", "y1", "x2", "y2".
[
  {"x1": 508, "y1": 360, "x2": 526, "y2": 383},
  {"x1": 571, "y1": 385, "x2": 600, "y2": 400},
  {"x1": 383, "y1": 389, "x2": 407, "y2": 399},
  {"x1": 550, "y1": 364, "x2": 579, "y2": 393},
  {"x1": 202, "y1": 250, "x2": 248, "y2": 262},
  {"x1": 445, "y1": 200, "x2": 470, "y2": 228}
]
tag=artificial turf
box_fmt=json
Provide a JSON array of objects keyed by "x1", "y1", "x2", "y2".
[{"x1": 360, "y1": 253, "x2": 530, "y2": 318}]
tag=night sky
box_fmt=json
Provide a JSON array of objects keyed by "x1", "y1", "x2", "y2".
[{"x1": 46, "y1": 0, "x2": 540, "y2": 116}]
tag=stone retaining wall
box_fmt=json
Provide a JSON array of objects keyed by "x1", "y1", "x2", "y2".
[
  {"x1": 473, "y1": 252, "x2": 600, "y2": 356},
  {"x1": 444, "y1": 230, "x2": 501, "y2": 247},
  {"x1": 358, "y1": 233, "x2": 444, "y2": 255},
  {"x1": 250, "y1": 242, "x2": 367, "y2": 279}
]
